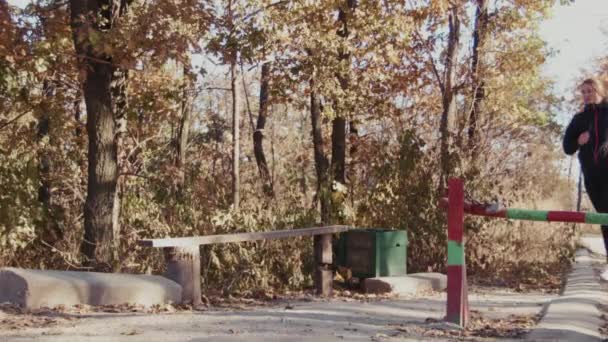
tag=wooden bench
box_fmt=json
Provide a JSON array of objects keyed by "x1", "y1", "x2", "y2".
[{"x1": 137, "y1": 225, "x2": 353, "y2": 304}]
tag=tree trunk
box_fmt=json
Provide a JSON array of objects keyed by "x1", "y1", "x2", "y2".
[
  {"x1": 310, "y1": 80, "x2": 330, "y2": 225},
  {"x1": 439, "y1": 5, "x2": 460, "y2": 190},
  {"x1": 468, "y1": 0, "x2": 488, "y2": 156},
  {"x1": 38, "y1": 81, "x2": 51, "y2": 208},
  {"x1": 175, "y1": 64, "x2": 193, "y2": 196},
  {"x1": 38, "y1": 79, "x2": 62, "y2": 243},
  {"x1": 253, "y1": 62, "x2": 273, "y2": 196},
  {"x1": 81, "y1": 62, "x2": 117, "y2": 270},
  {"x1": 70, "y1": 0, "x2": 127, "y2": 270},
  {"x1": 329, "y1": 0, "x2": 357, "y2": 222},
  {"x1": 231, "y1": 58, "x2": 240, "y2": 210},
  {"x1": 332, "y1": 0, "x2": 357, "y2": 185},
  {"x1": 111, "y1": 67, "x2": 128, "y2": 271},
  {"x1": 331, "y1": 118, "x2": 346, "y2": 186},
  {"x1": 74, "y1": 98, "x2": 83, "y2": 140}
]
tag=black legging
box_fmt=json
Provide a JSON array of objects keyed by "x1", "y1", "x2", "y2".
[{"x1": 584, "y1": 174, "x2": 608, "y2": 257}]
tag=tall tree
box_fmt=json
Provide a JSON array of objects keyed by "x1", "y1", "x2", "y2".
[
  {"x1": 328, "y1": 0, "x2": 358, "y2": 224},
  {"x1": 231, "y1": 54, "x2": 241, "y2": 209},
  {"x1": 69, "y1": 0, "x2": 129, "y2": 269},
  {"x1": 310, "y1": 78, "x2": 330, "y2": 224},
  {"x1": 111, "y1": 66, "x2": 128, "y2": 266},
  {"x1": 254, "y1": 62, "x2": 273, "y2": 196},
  {"x1": 208, "y1": 0, "x2": 242, "y2": 209},
  {"x1": 265, "y1": 0, "x2": 414, "y2": 223},
  {"x1": 37, "y1": 78, "x2": 63, "y2": 243},
  {"x1": 467, "y1": 0, "x2": 489, "y2": 156},
  {"x1": 331, "y1": 0, "x2": 357, "y2": 191},
  {"x1": 174, "y1": 63, "x2": 195, "y2": 197},
  {"x1": 439, "y1": 4, "x2": 460, "y2": 189}
]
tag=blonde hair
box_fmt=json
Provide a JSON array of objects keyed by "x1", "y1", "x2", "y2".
[
  {"x1": 586, "y1": 77, "x2": 608, "y2": 156},
  {"x1": 579, "y1": 77, "x2": 607, "y2": 101}
]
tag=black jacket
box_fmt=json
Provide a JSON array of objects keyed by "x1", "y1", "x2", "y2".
[{"x1": 563, "y1": 101, "x2": 608, "y2": 178}]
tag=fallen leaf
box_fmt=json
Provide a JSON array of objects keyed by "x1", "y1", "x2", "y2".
[{"x1": 121, "y1": 329, "x2": 141, "y2": 336}]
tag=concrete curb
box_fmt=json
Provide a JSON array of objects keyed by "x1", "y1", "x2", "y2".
[
  {"x1": 0, "y1": 267, "x2": 182, "y2": 309},
  {"x1": 362, "y1": 272, "x2": 447, "y2": 296},
  {"x1": 526, "y1": 249, "x2": 607, "y2": 341}
]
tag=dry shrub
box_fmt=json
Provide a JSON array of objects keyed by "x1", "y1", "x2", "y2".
[
  {"x1": 467, "y1": 220, "x2": 574, "y2": 290},
  {"x1": 353, "y1": 126, "x2": 576, "y2": 289},
  {"x1": 463, "y1": 140, "x2": 577, "y2": 289}
]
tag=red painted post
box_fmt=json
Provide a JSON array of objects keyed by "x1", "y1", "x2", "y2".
[{"x1": 446, "y1": 178, "x2": 469, "y2": 327}]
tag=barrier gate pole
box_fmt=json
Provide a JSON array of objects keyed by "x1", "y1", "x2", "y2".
[{"x1": 446, "y1": 178, "x2": 469, "y2": 327}]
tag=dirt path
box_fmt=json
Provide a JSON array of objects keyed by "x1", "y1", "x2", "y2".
[{"x1": 0, "y1": 287, "x2": 554, "y2": 342}]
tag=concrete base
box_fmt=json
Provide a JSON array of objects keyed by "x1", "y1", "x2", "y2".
[
  {"x1": 0, "y1": 267, "x2": 182, "y2": 309},
  {"x1": 526, "y1": 249, "x2": 608, "y2": 341},
  {"x1": 362, "y1": 272, "x2": 447, "y2": 296}
]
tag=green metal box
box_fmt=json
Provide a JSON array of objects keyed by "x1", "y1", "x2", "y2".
[{"x1": 336, "y1": 229, "x2": 407, "y2": 279}]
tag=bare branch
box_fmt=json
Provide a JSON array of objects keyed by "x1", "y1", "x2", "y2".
[
  {"x1": 241, "y1": 0, "x2": 289, "y2": 21},
  {"x1": 0, "y1": 110, "x2": 32, "y2": 132},
  {"x1": 206, "y1": 87, "x2": 232, "y2": 91},
  {"x1": 240, "y1": 62, "x2": 256, "y2": 133},
  {"x1": 413, "y1": 30, "x2": 444, "y2": 93}
]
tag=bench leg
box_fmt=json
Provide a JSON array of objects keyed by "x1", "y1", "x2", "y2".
[
  {"x1": 314, "y1": 233, "x2": 333, "y2": 296},
  {"x1": 164, "y1": 246, "x2": 202, "y2": 305}
]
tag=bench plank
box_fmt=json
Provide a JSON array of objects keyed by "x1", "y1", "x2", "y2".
[{"x1": 138, "y1": 225, "x2": 352, "y2": 248}]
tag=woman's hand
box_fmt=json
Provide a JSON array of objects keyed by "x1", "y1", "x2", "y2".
[{"x1": 578, "y1": 132, "x2": 590, "y2": 145}]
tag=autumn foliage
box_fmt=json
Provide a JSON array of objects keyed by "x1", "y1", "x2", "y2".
[{"x1": 0, "y1": 0, "x2": 586, "y2": 293}]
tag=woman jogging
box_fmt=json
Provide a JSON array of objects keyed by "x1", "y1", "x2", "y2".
[{"x1": 563, "y1": 77, "x2": 608, "y2": 278}]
